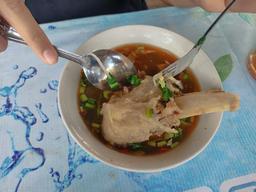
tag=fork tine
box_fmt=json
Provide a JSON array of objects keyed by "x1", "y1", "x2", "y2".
[
  {"x1": 163, "y1": 66, "x2": 177, "y2": 77},
  {"x1": 162, "y1": 63, "x2": 177, "y2": 74}
]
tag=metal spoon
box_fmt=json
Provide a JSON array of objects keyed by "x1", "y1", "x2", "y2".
[
  {"x1": 0, "y1": 22, "x2": 136, "y2": 90},
  {"x1": 153, "y1": 0, "x2": 236, "y2": 85}
]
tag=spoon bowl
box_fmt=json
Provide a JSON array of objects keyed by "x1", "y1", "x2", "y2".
[{"x1": 83, "y1": 49, "x2": 137, "y2": 90}]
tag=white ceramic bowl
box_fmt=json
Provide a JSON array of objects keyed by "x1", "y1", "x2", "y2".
[{"x1": 58, "y1": 25, "x2": 222, "y2": 172}]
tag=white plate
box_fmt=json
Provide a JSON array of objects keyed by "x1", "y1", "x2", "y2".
[{"x1": 58, "y1": 25, "x2": 222, "y2": 172}]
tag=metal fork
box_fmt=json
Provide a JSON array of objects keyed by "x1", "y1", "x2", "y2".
[{"x1": 153, "y1": 0, "x2": 236, "y2": 84}]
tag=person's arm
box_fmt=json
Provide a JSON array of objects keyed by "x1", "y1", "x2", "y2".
[
  {"x1": 146, "y1": 0, "x2": 256, "y2": 13},
  {"x1": 0, "y1": 0, "x2": 58, "y2": 64}
]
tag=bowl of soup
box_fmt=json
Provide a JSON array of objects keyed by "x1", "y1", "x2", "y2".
[{"x1": 58, "y1": 25, "x2": 223, "y2": 172}]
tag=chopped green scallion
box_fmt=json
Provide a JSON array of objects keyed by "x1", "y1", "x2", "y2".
[
  {"x1": 128, "y1": 143, "x2": 143, "y2": 151},
  {"x1": 80, "y1": 94, "x2": 88, "y2": 102},
  {"x1": 145, "y1": 108, "x2": 154, "y2": 118},
  {"x1": 171, "y1": 142, "x2": 179, "y2": 148},
  {"x1": 164, "y1": 132, "x2": 174, "y2": 140},
  {"x1": 173, "y1": 128, "x2": 183, "y2": 139},
  {"x1": 84, "y1": 98, "x2": 96, "y2": 109},
  {"x1": 158, "y1": 76, "x2": 166, "y2": 89},
  {"x1": 161, "y1": 86, "x2": 173, "y2": 102},
  {"x1": 180, "y1": 117, "x2": 191, "y2": 124},
  {"x1": 103, "y1": 90, "x2": 111, "y2": 99},
  {"x1": 92, "y1": 123, "x2": 100, "y2": 128},
  {"x1": 107, "y1": 74, "x2": 119, "y2": 90},
  {"x1": 147, "y1": 141, "x2": 157, "y2": 147},
  {"x1": 157, "y1": 140, "x2": 167, "y2": 147},
  {"x1": 183, "y1": 73, "x2": 189, "y2": 80},
  {"x1": 178, "y1": 128, "x2": 183, "y2": 135},
  {"x1": 84, "y1": 102, "x2": 95, "y2": 109},
  {"x1": 79, "y1": 87, "x2": 86, "y2": 94},
  {"x1": 166, "y1": 139, "x2": 173, "y2": 147},
  {"x1": 80, "y1": 80, "x2": 87, "y2": 87},
  {"x1": 110, "y1": 82, "x2": 119, "y2": 90},
  {"x1": 87, "y1": 98, "x2": 96, "y2": 105},
  {"x1": 128, "y1": 75, "x2": 141, "y2": 86}
]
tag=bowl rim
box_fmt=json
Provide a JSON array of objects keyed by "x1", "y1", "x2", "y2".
[{"x1": 58, "y1": 24, "x2": 223, "y2": 173}]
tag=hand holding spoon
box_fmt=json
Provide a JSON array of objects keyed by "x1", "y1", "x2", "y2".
[{"x1": 0, "y1": 22, "x2": 136, "y2": 90}]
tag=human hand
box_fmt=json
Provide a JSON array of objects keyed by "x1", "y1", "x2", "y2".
[
  {"x1": 147, "y1": 0, "x2": 256, "y2": 13},
  {"x1": 0, "y1": 0, "x2": 58, "y2": 64}
]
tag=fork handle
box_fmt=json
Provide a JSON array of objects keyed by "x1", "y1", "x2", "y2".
[{"x1": 194, "y1": 0, "x2": 237, "y2": 49}]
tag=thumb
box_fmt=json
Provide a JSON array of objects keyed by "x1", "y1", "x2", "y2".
[{"x1": 0, "y1": 0, "x2": 58, "y2": 64}]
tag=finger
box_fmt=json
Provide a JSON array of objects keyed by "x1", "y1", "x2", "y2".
[
  {"x1": 0, "y1": 29, "x2": 7, "y2": 52},
  {"x1": 0, "y1": 0, "x2": 58, "y2": 64},
  {"x1": 225, "y1": 0, "x2": 256, "y2": 12},
  {"x1": 166, "y1": 0, "x2": 197, "y2": 7},
  {"x1": 199, "y1": 0, "x2": 226, "y2": 12}
]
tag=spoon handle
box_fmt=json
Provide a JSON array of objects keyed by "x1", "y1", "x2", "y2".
[
  {"x1": 56, "y1": 48, "x2": 84, "y2": 65},
  {"x1": 0, "y1": 21, "x2": 84, "y2": 65}
]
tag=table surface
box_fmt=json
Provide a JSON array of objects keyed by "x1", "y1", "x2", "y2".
[{"x1": 0, "y1": 7, "x2": 256, "y2": 192}]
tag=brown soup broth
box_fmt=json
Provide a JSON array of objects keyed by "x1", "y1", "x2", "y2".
[{"x1": 78, "y1": 43, "x2": 201, "y2": 155}]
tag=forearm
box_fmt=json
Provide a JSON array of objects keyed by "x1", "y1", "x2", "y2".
[{"x1": 146, "y1": 0, "x2": 256, "y2": 13}]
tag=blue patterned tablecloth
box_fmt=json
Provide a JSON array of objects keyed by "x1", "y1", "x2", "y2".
[{"x1": 0, "y1": 7, "x2": 256, "y2": 192}]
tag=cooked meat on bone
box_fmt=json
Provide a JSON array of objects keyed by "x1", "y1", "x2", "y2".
[{"x1": 102, "y1": 76, "x2": 240, "y2": 145}]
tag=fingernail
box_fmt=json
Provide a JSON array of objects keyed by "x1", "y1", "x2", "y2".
[{"x1": 43, "y1": 49, "x2": 57, "y2": 64}]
